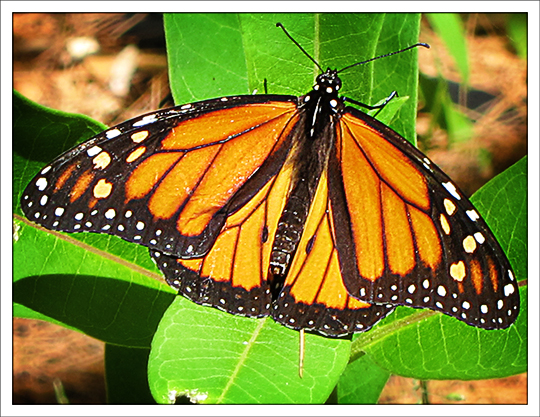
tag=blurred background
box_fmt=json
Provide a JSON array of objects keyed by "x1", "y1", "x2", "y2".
[{"x1": 12, "y1": 13, "x2": 527, "y2": 404}]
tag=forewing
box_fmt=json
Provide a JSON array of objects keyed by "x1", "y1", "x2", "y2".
[
  {"x1": 329, "y1": 108, "x2": 519, "y2": 329},
  {"x1": 21, "y1": 97, "x2": 299, "y2": 259}
]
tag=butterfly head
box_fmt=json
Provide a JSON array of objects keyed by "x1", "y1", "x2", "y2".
[{"x1": 313, "y1": 69, "x2": 342, "y2": 98}]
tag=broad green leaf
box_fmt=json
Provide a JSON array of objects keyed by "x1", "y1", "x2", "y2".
[
  {"x1": 148, "y1": 299, "x2": 350, "y2": 404},
  {"x1": 165, "y1": 13, "x2": 422, "y2": 144},
  {"x1": 13, "y1": 217, "x2": 175, "y2": 347},
  {"x1": 356, "y1": 286, "x2": 527, "y2": 381}
]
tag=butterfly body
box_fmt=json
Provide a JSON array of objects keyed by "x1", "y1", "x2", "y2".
[
  {"x1": 269, "y1": 70, "x2": 342, "y2": 291},
  {"x1": 21, "y1": 49, "x2": 519, "y2": 337}
]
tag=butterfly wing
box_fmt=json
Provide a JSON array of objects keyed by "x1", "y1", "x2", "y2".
[
  {"x1": 20, "y1": 72, "x2": 519, "y2": 335},
  {"x1": 149, "y1": 158, "x2": 295, "y2": 318},
  {"x1": 151, "y1": 143, "x2": 394, "y2": 336},
  {"x1": 273, "y1": 167, "x2": 395, "y2": 336},
  {"x1": 329, "y1": 107, "x2": 520, "y2": 329},
  {"x1": 21, "y1": 96, "x2": 300, "y2": 260}
]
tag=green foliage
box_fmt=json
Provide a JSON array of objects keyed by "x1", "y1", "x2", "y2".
[
  {"x1": 422, "y1": 13, "x2": 474, "y2": 143},
  {"x1": 13, "y1": 13, "x2": 526, "y2": 405},
  {"x1": 507, "y1": 14, "x2": 527, "y2": 60},
  {"x1": 426, "y1": 14, "x2": 469, "y2": 85}
]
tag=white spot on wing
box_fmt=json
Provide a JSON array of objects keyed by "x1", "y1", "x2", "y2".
[
  {"x1": 466, "y1": 209, "x2": 480, "y2": 221},
  {"x1": 133, "y1": 115, "x2": 157, "y2": 127},
  {"x1": 106, "y1": 128, "x2": 121, "y2": 139},
  {"x1": 474, "y1": 232, "x2": 485, "y2": 244},
  {"x1": 87, "y1": 145, "x2": 102, "y2": 157},
  {"x1": 442, "y1": 181, "x2": 461, "y2": 200},
  {"x1": 437, "y1": 285, "x2": 447, "y2": 297},
  {"x1": 36, "y1": 177, "x2": 48, "y2": 191},
  {"x1": 105, "y1": 208, "x2": 116, "y2": 219},
  {"x1": 504, "y1": 283, "x2": 515, "y2": 296}
]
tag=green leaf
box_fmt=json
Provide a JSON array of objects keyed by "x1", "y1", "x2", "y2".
[
  {"x1": 418, "y1": 73, "x2": 474, "y2": 143},
  {"x1": 421, "y1": 14, "x2": 475, "y2": 143},
  {"x1": 148, "y1": 299, "x2": 350, "y2": 404},
  {"x1": 165, "y1": 13, "x2": 422, "y2": 144},
  {"x1": 507, "y1": 14, "x2": 527, "y2": 60},
  {"x1": 13, "y1": 218, "x2": 175, "y2": 347}
]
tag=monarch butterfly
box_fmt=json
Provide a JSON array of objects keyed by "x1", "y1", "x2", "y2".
[{"x1": 20, "y1": 23, "x2": 519, "y2": 338}]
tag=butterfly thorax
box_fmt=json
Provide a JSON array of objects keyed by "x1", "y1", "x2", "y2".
[
  {"x1": 301, "y1": 69, "x2": 343, "y2": 139},
  {"x1": 268, "y1": 69, "x2": 342, "y2": 297}
]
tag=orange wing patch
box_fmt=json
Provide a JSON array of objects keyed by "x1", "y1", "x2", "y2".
[
  {"x1": 161, "y1": 103, "x2": 296, "y2": 149},
  {"x1": 341, "y1": 114, "x2": 430, "y2": 210}
]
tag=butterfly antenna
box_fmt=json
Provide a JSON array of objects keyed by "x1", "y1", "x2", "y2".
[
  {"x1": 337, "y1": 43, "x2": 430, "y2": 74},
  {"x1": 276, "y1": 23, "x2": 324, "y2": 73}
]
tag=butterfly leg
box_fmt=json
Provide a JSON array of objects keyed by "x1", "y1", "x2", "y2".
[{"x1": 343, "y1": 90, "x2": 398, "y2": 117}]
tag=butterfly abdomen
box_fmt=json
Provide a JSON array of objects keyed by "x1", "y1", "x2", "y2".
[{"x1": 269, "y1": 181, "x2": 312, "y2": 289}]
